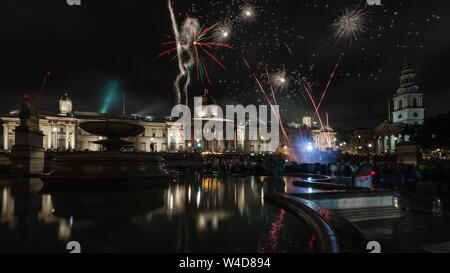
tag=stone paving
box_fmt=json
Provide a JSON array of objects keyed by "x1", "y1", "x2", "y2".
[{"x1": 356, "y1": 192, "x2": 450, "y2": 253}]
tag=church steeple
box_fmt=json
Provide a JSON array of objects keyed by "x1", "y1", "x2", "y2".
[
  {"x1": 399, "y1": 50, "x2": 417, "y2": 90},
  {"x1": 392, "y1": 52, "x2": 425, "y2": 125}
]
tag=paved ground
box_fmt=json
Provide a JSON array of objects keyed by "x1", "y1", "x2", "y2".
[{"x1": 356, "y1": 192, "x2": 450, "y2": 253}]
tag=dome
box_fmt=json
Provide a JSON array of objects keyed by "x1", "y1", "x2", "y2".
[
  {"x1": 60, "y1": 92, "x2": 72, "y2": 102},
  {"x1": 201, "y1": 89, "x2": 217, "y2": 106},
  {"x1": 59, "y1": 92, "x2": 73, "y2": 114}
]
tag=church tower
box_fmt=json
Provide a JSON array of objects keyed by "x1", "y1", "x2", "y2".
[{"x1": 392, "y1": 52, "x2": 425, "y2": 125}]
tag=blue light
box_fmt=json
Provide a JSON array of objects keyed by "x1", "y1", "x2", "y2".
[{"x1": 100, "y1": 81, "x2": 120, "y2": 114}]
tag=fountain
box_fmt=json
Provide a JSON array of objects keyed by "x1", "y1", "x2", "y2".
[{"x1": 40, "y1": 121, "x2": 169, "y2": 189}]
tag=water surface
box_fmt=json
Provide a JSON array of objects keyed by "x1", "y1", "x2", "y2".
[{"x1": 0, "y1": 176, "x2": 316, "y2": 253}]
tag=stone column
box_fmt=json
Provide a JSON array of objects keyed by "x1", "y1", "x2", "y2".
[
  {"x1": 391, "y1": 135, "x2": 396, "y2": 153},
  {"x1": 3, "y1": 124, "x2": 8, "y2": 150},
  {"x1": 384, "y1": 136, "x2": 388, "y2": 153}
]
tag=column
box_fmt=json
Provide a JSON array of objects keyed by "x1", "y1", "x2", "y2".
[
  {"x1": 3, "y1": 124, "x2": 8, "y2": 150},
  {"x1": 46, "y1": 127, "x2": 51, "y2": 149},
  {"x1": 377, "y1": 138, "x2": 382, "y2": 154},
  {"x1": 391, "y1": 135, "x2": 396, "y2": 153},
  {"x1": 65, "y1": 125, "x2": 69, "y2": 151},
  {"x1": 384, "y1": 136, "x2": 389, "y2": 153}
]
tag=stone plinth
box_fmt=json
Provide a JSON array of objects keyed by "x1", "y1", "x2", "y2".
[
  {"x1": 10, "y1": 127, "x2": 45, "y2": 175},
  {"x1": 396, "y1": 142, "x2": 419, "y2": 166}
]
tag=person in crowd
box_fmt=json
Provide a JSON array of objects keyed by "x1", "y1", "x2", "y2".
[{"x1": 340, "y1": 162, "x2": 355, "y2": 187}]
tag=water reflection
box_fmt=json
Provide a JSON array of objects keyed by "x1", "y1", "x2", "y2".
[{"x1": 0, "y1": 176, "x2": 316, "y2": 253}]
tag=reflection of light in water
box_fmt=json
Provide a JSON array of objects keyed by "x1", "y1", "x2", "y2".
[
  {"x1": 259, "y1": 209, "x2": 286, "y2": 253},
  {"x1": 1, "y1": 188, "x2": 15, "y2": 223},
  {"x1": 188, "y1": 186, "x2": 191, "y2": 202},
  {"x1": 196, "y1": 211, "x2": 232, "y2": 232},
  {"x1": 261, "y1": 187, "x2": 264, "y2": 207},
  {"x1": 145, "y1": 213, "x2": 152, "y2": 222},
  {"x1": 197, "y1": 215, "x2": 206, "y2": 232},
  {"x1": 239, "y1": 183, "x2": 245, "y2": 215},
  {"x1": 38, "y1": 195, "x2": 54, "y2": 222},
  {"x1": 432, "y1": 198, "x2": 442, "y2": 217},
  {"x1": 197, "y1": 188, "x2": 201, "y2": 208},
  {"x1": 165, "y1": 185, "x2": 187, "y2": 213},
  {"x1": 202, "y1": 178, "x2": 218, "y2": 192},
  {"x1": 58, "y1": 220, "x2": 71, "y2": 240},
  {"x1": 393, "y1": 196, "x2": 400, "y2": 209},
  {"x1": 35, "y1": 194, "x2": 72, "y2": 240}
]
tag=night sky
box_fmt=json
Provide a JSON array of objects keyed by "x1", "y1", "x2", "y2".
[{"x1": 1, "y1": 0, "x2": 449, "y2": 130}]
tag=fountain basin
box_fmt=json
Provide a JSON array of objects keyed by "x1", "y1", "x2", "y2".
[{"x1": 41, "y1": 152, "x2": 169, "y2": 189}]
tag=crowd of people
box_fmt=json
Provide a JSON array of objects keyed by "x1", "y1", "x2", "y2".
[
  {"x1": 162, "y1": 153, "x2": 287, "y2": 176},
  {"x1": 162, "y1": 152, "x2": 450, "y2": 196}
]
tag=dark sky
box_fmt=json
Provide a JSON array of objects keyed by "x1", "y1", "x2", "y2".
[{"x1": 1, "y1": 0, "x2": 449, "y2": 130}]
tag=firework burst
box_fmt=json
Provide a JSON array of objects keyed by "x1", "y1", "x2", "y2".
[
  {"x1": 270, "y1": 67, "x2": 290, "y2": 92},
  {"x1": 331, "y1": 7, "x2": 370, "y2": 46},
  {"x1": 161, "y1": 2, "x2": 233, "y2": 104},
  {"x1": 213, "y1": 20, "x2": 232, "y2": 42},
  {"x1": 240, "y1": 5, "x2": 256, "y2": 22}
]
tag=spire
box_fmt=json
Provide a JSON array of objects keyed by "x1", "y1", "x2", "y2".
[
  {"x1": 399, "y1": 50, "x2": 417, "y2": 89},
  {"x1": 401, "y1": 49, "x2": 414, "y2": 76}
]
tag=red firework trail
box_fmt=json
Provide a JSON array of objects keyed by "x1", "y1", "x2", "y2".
[
  {"x1": 298, "y1": 127, "x2": 305, "y2": 145},
  {"x1": 312, "y1": 55, "x2": 342, "y2": 120},
  {"x1": 37, "y1": 72, "x2": 51, "y2": 103},
  {"x1": 265, "y1": 65, "x2": 277, "y2": 105},
  {"x1": 326, "y1": 112, "x2": 332, "y2": 145},
  {"x1": 241, "y1": 55, "x2": 290, "y2": 145},
  {"x1": 303, "y1": 84, "x2": 331, "y2": 148},
  {"x1": 242, "y1": 56, "x2": 251, "y2": 70},
  {"x1": 253, "y1": 73, "x2": 290, "y2": 145},
  {"x1": 157, "y1": 14, "x2": 233, "y2": 85}
]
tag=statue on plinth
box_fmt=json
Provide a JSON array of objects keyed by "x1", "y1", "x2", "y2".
[{"x1": 10, "y1": 95, "x2": 45, "y2": 176}]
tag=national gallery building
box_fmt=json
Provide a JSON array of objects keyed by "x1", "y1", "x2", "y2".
[{"x1": 0, "y1": 91, "x2": 336, "y2": 154}]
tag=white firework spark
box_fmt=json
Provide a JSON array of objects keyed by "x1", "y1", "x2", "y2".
[
  {"x1": 213, "y1": 21, "x2": 232, "y2": 42},
  {"x1": 167, "y1": 0, "x2": 200, "y2": 105},
  {"x1": 271, "y1": 67, "x2": 290, "y2": 91},
  {"x1": 167, "y1": 0, "x2": 183, "y2": 104},
  {"x1": 331, "y1": 7, "x2": 370, "y2": 46},
  {"x1": 240, "y1": 5, "x2": 256, "y2": 22}
]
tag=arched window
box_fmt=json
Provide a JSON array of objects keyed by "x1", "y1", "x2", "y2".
[
  {"x1": 398, "y1": 100, "x2": 403, "y2": 109},
  {"x1": 413, "y1": 98, "x2": 418, "y2": 107}
]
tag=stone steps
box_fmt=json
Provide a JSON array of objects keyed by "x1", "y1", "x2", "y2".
[{"x1": 334, "y1": 206, "x2": 403, "y2": 223}]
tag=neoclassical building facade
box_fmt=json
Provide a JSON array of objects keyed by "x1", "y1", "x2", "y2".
[
  {"x1": 1, "y1": 93, "x2": 175, "y2": 153},
  {"x1": 1, "y1": 90, "x2": 337, "y2": 155}
]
